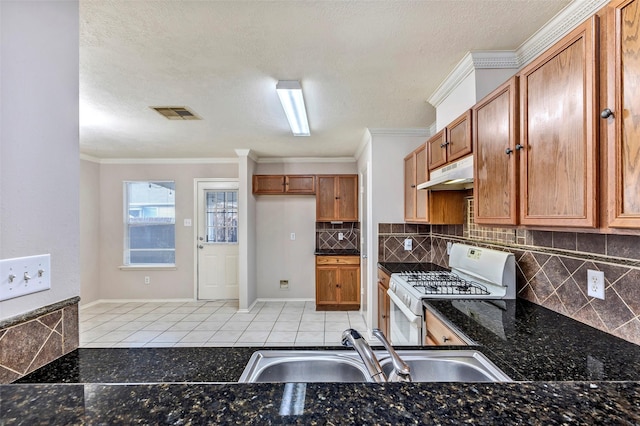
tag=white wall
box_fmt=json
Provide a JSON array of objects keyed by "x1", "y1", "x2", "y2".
[
  {"x1": 237, "y1": 152, "x2": 257, "y2": 310},
  {"x1": 253, "y1": 161, "x2": 357, "y2": 300},
  {"x1": 0, "y1": 1, "x2": 79, "y2": 320},
  {"x1": 94, "y1": 161, "x2": 238, "y2": 300},
  {"x1": 361, "y1": 131, "x2": 429, "y2": 330},
  {"x1": 436, "y1": 73, "x2": 477, "y2": 131},
  {"x1": 80, "y1": 159, "x2": 100, "y2": 305}
]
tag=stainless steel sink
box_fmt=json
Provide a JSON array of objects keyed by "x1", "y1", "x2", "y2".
[
  {"x1": 238, "y1": 351, "x2": 371, "y2": 383},
  {"x1": 238, "y1": 349, "x2": 511, "y2": 383},
  {"x1": 378, "y1": 350, "x2": 511, "y2": 382}
]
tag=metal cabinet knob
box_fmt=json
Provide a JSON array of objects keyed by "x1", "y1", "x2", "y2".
[
  {"x1": 198, "y1": 245, "x2": 204, "y2": 249},
  {"x1": 515, "y1": 144, "x2": 524, "y2": 151},
  {"x1": 505, "y1": 148, "x2": 513, "y2": 155},
  {"x1": 410, "y1": 184, "x2": 416, "y2": 188},
  {"x1": 601, "y1": 108, "x2": 614, "y2": 119},
  {"x1": 442, "y1": 336, "x2": 450, "y2": 342}
]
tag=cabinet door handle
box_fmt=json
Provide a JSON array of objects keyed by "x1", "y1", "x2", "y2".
[
  {"x1": 600, "y1": 108, "x2": 614, "y2": 119},
  {"x1": 410, "y1": 184, "x2": 416, "y2": 188},
  {"x1": 442, "y1": 336, "x2": 450, "y2": 342},
  {"x1": 505, "y1": 148, "x2": 513, "y2": 155},
  {"x1": 440, "y1": 141, "x2": 450, "y2": 148},
  {"x1": 515, "y1": 144, "x2": 524, "y2": 151}
]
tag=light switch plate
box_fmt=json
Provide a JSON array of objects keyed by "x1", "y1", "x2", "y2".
[{"x1": 0, "y1": 254, "x2": 51, "y2": 301}]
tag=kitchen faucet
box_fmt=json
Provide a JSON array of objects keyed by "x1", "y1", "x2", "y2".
[{"x1": 341, "y1": 328, "x2": 411, "y2": 383}]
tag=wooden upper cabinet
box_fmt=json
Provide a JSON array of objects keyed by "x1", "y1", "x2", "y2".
[
  {"x1": 253, "y1": 175, "x2": 285, "y2": 194},
  {"x1": 285, "y1": 175, "x2": 315, "y2": 194},
  {"x1": 253, "y1": 175, "x2": 315, "y2": 195},
  {"x1": 404, "y1": 144, "x2": 429, "y2": 222},
  {"x1": 519, "y1": 16, "x2": 599, "y2": 227},
  {"x1": 606, "y1": 0, "x2": 640, "y2": 228},
  {"x1": 427, "y1": 129, "x2": 447, "y2": 171},
  {"x1": 473, "y1": 77, "x2": 519, "y2": 225},
  {"x1": 316, "y1": 175, "x2": 358, "y2": 221},
  {"x1": 404, "y1": 152, "x2": 417, "y2": 221},
  {"x1": 427, "y1": 111, "x2": 472, "y2": 172}
]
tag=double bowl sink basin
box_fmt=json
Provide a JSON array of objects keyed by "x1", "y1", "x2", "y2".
[{"x1": 238, "y1": 349, "x2": 511, "y2": 383}]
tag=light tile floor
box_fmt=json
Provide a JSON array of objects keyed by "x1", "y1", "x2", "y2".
[{"x1": 80, "y1": 300, "x2": 370, "y2": 348}]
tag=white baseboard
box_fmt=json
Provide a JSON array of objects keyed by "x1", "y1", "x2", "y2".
[{"x1": 79, "y1": 298, "x2": 196, "y2": 310}]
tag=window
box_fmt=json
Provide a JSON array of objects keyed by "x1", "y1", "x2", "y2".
[
  {"x1": 124, "y1": 181, "x2": 175, "y2": 265},
  {"x1": 205, "y1": 190, "x2": 238, "y2": 243}
]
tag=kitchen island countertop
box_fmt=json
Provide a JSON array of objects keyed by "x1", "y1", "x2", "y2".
[{"x1": 4, "y1": 263, "x2": 640, "y2": 424}]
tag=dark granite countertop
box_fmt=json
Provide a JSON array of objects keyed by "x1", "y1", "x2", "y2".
[
  {"x1": 314, "y1": 249, "x2": 360, "y2": 256},
  {"x1": 4, "y1": 269, "x2": 640, "y2": 423},
  {"x1": 378, "y1": 261, "x2": 446, "y2": 274}
]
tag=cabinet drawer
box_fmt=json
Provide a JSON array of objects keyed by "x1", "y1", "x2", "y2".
[
  {"x1": 377, "y1": 269, "x2": 390, "y2": 289},
  {"x1": 316, "y1": 256, "x2": 360, "y2": 265},
  {"x1": 425, "y1": 310, "x2": 466, "y2": 346}
]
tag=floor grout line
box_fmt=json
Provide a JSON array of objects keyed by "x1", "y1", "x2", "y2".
[{"x1": 79, "y1": 301, "x2": 369, "y2": 347}]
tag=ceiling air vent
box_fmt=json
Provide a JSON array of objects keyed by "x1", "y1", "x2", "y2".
[{"x1": 151, "y1": 106, "x2": 201, "y2": 120}]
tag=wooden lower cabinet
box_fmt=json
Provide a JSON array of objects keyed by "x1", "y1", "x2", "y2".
[
  {"x1": 316, "y1": 256, "x2": 360, "y2": 311},
  {"x1": 424, "y1": 306, "x2": 467, "y2": 346},
  {"x1": 377, "y1": 268, "x2": 391, "y2": 337}
]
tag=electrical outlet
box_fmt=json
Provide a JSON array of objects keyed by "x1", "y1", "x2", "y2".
[
  {"x1": 280, "y1": 280, "x2": 289, "y2": 290},
  {"x1": 587, "y1": 269, "x2": 604, "y2": 300},
  {"x1": 404, "y1": 239, "x2": 412, "y2": 251},
  {"x1": 290, "y1": 233, "x2": 296, "y2": 241},
  {"x1": 144, "y1": 276, "x2": 150, "y2": 285},
  {"x1": 446, "y1": 242, "x2": 453, "y2": 255},
  {"x1": 338, "y1": 233, "x2": 344, "y2": 241}
]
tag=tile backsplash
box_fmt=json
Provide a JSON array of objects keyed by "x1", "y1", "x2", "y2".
[
  {"x1": 316, "y1": 222, "x2": 360, "y2": 251},
  {"x1": 0, "y1": 297, "x2": 79, "y2": 383},
  {"x1": 379, "y1": 198, "x2": 640, "y2": 346}
]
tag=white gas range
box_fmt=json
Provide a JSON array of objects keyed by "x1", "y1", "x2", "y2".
[{"x1": 387, "y1": 243, "x2": 516, "y2": 345}]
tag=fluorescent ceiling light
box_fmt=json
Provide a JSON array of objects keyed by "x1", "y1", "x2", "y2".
[{"x1": 276, "y1": 80, "x2": 310, "y2": 136}]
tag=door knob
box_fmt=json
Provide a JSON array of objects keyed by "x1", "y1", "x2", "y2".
[{"x1": 600, "y1": 108, "x2": 614, "y2": 119}]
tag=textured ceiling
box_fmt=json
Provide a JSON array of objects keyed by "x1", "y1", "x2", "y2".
[{"x1": 79, "y1": 0, "x2": 570, "y2": 160}]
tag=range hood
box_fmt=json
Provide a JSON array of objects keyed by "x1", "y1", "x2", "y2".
[{"x1": 417, "y1": 155, "x2": 473, "y2": 191}]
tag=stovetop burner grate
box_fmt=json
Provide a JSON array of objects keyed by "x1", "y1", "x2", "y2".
[{"x1": 400, "y1": 271, "x2": 490, "y2": 296}]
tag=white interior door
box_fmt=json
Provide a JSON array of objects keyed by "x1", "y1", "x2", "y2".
[{"x1": 197, "y1": 181, "x2": 239, "y2": 300}]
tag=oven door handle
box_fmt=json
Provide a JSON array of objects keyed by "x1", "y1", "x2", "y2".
[{"x1": 387, "y1": 289, "x2": 422, "y2": 325}]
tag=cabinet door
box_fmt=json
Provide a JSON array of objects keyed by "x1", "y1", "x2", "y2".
[
  {"x1": 285, "y1": 175, "x2": 315, "y2": 194},
  {"x1": 316, "y1": 266, "x2": 339, "y2": 305},
  {"x1": 606, "y1": 0, "x2": 640, "y2": 228},
  {"x1": 519, "y1": 17, "x2": 598, "y2": 227},
  {"x1": 474, "y1": 77, "x2": 519, "y2": 225},
  {"x1": 427, "y1": 129, "x2": 447, "y2": 171},
  {"x1": 338, "y1": 265, "x2": 360, "y2": 304},
  {"x1": 447, "y1": 110, "x2": 473, "y2": 162},
  {"x1": 415, "y1": 145, "x2": 429, "y2": 221},
  {"x1": 377, "y1": 282, "x2": 389, "y2": 336},
  {"x1": 316, "y1": 176, "x2": 337, "y2": 221},
  {"x1": 404, "y1": 153, "x2": 417, "y2": 221},
  {"x1": 337, "y1": 176, "x2": 358, "y2": 221},
  {"x1": 252, "y1": 175, "x2": 285, "y2": 194}
]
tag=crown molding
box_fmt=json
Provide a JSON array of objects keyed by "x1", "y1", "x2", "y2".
[
  {"x1": 257, "y1": 156, "x2": 356, "y2": 164},
  {"x1": 234, "y1": 148, "x2": 259, "y2": 162},
  {"x1": 368, "y1": 128, "x2": 430, "y2": 137},
  {"x1": 428, "y1": 51, "x2": 518, "y2": 108},
  {"x1": 79, "y1": 153, "x2": 102, "y2": 163},
  {"x1": 92, "y1": 157, "x2": 238, "y2": 165},
  {"x1": 427, "y1": 0, "x2": 609, "y2": 109},
  {"x1": 517, "y1": 0, "x2": 609, "y2": 66}
]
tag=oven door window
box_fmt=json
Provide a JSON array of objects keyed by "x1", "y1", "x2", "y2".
[{"x1": 388, "y1": 295, "x2": 422, "y2": 345}]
